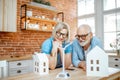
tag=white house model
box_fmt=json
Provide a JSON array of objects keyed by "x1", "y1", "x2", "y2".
[
  {"x1": 86, "y1": 46, "x2": 109, "y2": 77},
  {"x1": 32, "y1": 52, "x2": 49, "y2": 75},
  {"x1": 0, "y1": 60, "x2": 8, "y2": 78}
]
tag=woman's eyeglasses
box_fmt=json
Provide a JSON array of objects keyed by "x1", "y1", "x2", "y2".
[
  {"x1": 56, "y1": 31, "x2": 67, "y2": 38},
  {"x1": 75, "y1": 32, "x2": 90, "y2": 40}
]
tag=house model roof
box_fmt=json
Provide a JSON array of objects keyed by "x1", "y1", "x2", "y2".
[
  {"x1": 87, "y1": 46, "x2": 108, "y2": 59},
  {"x1": 35, "y1": 53, "x2": 48, "y2": 62}
]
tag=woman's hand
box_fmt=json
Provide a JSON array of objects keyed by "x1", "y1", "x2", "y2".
[
  {"x1": 53, "y1": 38, "x2": 62, "y2": 48},
  {"x1": 51, "y1": 39, "x2": 62, "y2": 56}
]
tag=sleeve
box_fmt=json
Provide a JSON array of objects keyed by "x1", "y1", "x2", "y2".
[
  {"x1": 41, "y1": 39, "x2": 52, "y2": 54},
  {"x1": 93, "y1": 37, "x2": 103, "y2": 49},
  {"x1": 65, "y1": 44, "x2": 72, "y2": 54},
  {"x1": 72, "y1": 42, "x2": 81, "y2": 67},
  {"x1": 96, "y1": 39, "x2": 103, "y2": 49}
]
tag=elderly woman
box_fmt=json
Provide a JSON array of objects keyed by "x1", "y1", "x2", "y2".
[{"x1": 41, "y1": 22, "x2": 72, "y2": 70}]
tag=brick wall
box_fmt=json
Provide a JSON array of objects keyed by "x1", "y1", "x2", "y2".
[{"x1": 0, "y1": 0, "x2": 77, "y2": 57}]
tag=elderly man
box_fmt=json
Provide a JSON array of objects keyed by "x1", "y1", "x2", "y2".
[{"x1": 72, "y1": 24, "x2": 103, "y2": 71}]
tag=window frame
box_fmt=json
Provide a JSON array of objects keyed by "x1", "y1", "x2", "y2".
[{"x1": 77, "y1": 0, "x2": 120, "y2": 54}]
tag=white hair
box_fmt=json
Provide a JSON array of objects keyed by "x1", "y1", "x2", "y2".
[{"x1": 78, "y1": 24, "x2": 92, "y2": 33}]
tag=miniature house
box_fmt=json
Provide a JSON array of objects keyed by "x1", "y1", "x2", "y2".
[
  {"x1": 32, "y1": 52, "x2": 49, "y2": 75},
  {"x1": 86, "y1": 46, "x2": 109, "y2": 77},
  {"x1": 0, "y1": 60, "x2": 8, "y2": 78}
]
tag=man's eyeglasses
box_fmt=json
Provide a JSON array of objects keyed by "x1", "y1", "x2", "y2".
[
  {"x1": 75, "y1": 32, "x2": 90, "y2": 40},
  {"x1": 56, "y1": 31, "x2": 67, "y2": 38}
]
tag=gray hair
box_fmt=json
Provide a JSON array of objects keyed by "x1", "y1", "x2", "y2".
[
  {"x1": 78, "y1": 24, "x2": 92, "y2": 33},
  {"x1": 52, "y1": 22, "x2": 70, "y2": 43}
]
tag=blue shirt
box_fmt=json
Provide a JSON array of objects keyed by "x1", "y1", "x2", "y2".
[
  {"x1": 41, "y1": 37, "x2": 72, "y2": 68},
  {"x1": 72, "y1": 36, "x2": 103, "y2": 67}
]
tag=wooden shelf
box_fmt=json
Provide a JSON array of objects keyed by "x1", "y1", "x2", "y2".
[
  {"x1": 20, "y1": 3, "x2": 64, "y2": 32},
  {"x1": 26, "y1": 17, "x2": 57, "y2": 24},
  {"x1": 21, "y1": 17, "x2": 56, "y2": 31}
]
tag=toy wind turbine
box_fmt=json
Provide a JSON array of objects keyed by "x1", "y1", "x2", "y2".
[{"x1": 56, "y1": 42, "x2": 72, "y2": 79}]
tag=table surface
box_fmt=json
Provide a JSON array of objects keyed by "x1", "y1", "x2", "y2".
[{"x1": 2, "y1": 67, "x2": 120, "y2": 80}]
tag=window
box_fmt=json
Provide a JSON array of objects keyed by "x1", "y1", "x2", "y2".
[
  {"x1": 104, "y1": 0, "x2": 120, "y2": 10},
  {"x1": 91, "y1": 66, "x2": 93, "y2": 71},
  {"x1": 103, "y1": 0, "x2": 120, "y2": 52},
  {"x1": 43, "y1": 62, "x2": 46, "y2": 66},
  {"x1": 96, "y1": 60, "x2": 99, "y2": 64},
  {"x1": 78, "y1": 0, "x2": 120, "y2": 54},
  {"x1": 90, "y1": 60, "x2": 93, "y2": 64},
  {"x1": 44, "y1": 68, "x2": 46, "y2": 72},
  {"x1": 104, "y1": 14, "x2": 117, "y2": 51},
  {"x1": 78, "y1": 0, "x2": 94, "y2": 16},
  {"x1": 78, "y1": 17, "x2": 95, "y2": 34},
  {"x1": 96, "y1": 67, "x2": 99, "y2": 71},
  {"x1": 78, "y1": 0, "x2": 95, "y2": 34}
]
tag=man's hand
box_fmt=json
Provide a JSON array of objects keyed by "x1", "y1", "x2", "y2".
[{"x1": 78, "y1": 61, "x2": 86, "y2": 71}]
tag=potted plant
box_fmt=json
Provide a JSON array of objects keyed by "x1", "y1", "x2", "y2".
[
  {"x1": 32, "y1": 0, "x2": 51, "y2": 6},
  {"x1": 30, "y1": 0, "x2": 56, "y2": 11},
  {"x1": 110, "y1": 33, "x2": 120, "y2": 56}
]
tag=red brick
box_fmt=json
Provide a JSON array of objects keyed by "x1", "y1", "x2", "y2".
[{"x1": 0, "y1": 0, "x2": 77, "y2": 56}]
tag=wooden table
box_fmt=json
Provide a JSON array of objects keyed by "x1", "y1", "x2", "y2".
[
  {"x1": 0, "y1": 55, "x2": 32, "y2": 61},
  {"x1": 2, "y1": 67, "x2": 120, "y2": 80}
]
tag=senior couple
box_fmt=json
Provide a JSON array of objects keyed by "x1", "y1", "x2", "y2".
[{"x1": 41, "y1": 22, "x2": 102, "y2": 71}]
